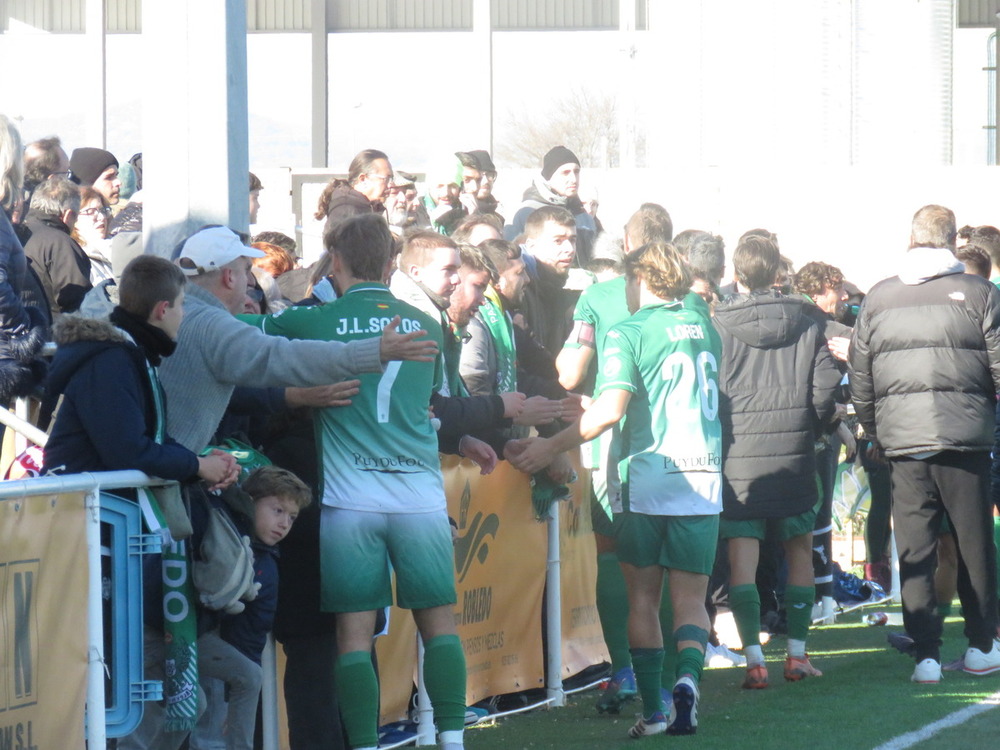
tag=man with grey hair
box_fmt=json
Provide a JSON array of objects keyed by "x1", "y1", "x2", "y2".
[
  {"x1": 21, "y1": 177, "x2": 92, "y2": 315},
  {"x1": 23, "y1": 136, "x2": 70, "y2": 197},
  {"x1": 850, "y1": 204, "x2": 1000, "y2": 684}
]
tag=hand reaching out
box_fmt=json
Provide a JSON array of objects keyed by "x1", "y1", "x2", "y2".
[
  {"x1": 285, "y1": 381, "x2": 361, "y2": 408},
  {"x1": 500, "y1": 391, "x2": 526, "y2": 420},
  {"x1": 459, "y1": 435, "x2": 498, "y2": 475},
  {"x1": 504, "y1": 437, "x2": 557, "y2": 475},
  {"x1": 513, "y1": 395, "x2": 562, "y2": 426},
  {"x1": 380, "y1": 316, "x2": 438, "y2": 363}
]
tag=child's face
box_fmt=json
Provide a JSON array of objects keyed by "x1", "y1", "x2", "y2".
[
  {"x1": 157, "y1": 291, "x2": 185, "y2": 341},
  {"x1": 253, "y1": 494, "x2": 299, "y2": 546}
]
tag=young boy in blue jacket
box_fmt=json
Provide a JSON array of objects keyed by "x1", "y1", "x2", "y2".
[
  {"x1": 42, "y1": 253, "x2": 236, "y2": 486},
  {"x1": 192, "y1": 465, "x2": 312, "y2": 750}
]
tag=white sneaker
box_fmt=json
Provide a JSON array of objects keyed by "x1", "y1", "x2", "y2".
[
  {"x1": 627, "y1": 711, "x2": 667, "y2": 739},
  {"x1": 704, "y1": 642, "x2": 747, "y2": 668},
  {"x1": 963, "y1": 642, "x2": 1000, "y2": 675},
  {"x1": 911, "y1": 658, "x2": 942, "y2": 684}
]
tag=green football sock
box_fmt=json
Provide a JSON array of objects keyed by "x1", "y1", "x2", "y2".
[
  {"x1": 674, "y1": 624, "x2": 708, "y2": 684},
  {"x1": 630, "y1": 647, "x2": 665, "y2": 717},
  {"x1": 728, "y1": 584, "x2": 761, "y2": 649},
  {"x1": 596, "y1": 552, "x2": 632, "y2": 672},
  {"x1": 938, "y1": 601, "x2": 953, "y2": 618},
  {"x1": 785, "y1": 585, "x2": 815, "y2": 642},
  {"x1": 659, "y1": 577, "x2": 676, "y2": 686},
  {"x1": 334, "y1": 650, "x2": 380, "y2": 749},
  {"x1": 676, "y1": 647, "x2": 705, "y2": 685},
  {"x1": 423, "y1": 634, "x2": 467, "y2": 733}
]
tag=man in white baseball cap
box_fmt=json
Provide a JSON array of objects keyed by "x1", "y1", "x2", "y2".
[{"x1": 175, "y1": 226, "x2": 267, "y2": 314}]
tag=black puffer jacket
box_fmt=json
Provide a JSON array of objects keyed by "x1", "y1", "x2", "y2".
[
  {"x1": 849, "y1": 247, "x2": 1000, "y2": 457},
  {"x1": 713, "y1": 291, "x2": 840, "y2": 519},
  {"x1": 0, "y1": 210, "x2": 48, "y2": 403}
]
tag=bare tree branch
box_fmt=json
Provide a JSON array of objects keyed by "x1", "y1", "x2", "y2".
[{"x1": 495, "y1": 88, "x2": 621, "y2": 169}]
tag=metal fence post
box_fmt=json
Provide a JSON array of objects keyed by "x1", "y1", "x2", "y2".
[{"x1": 545, "y1": 501, "x2": 564, "y2": 707}]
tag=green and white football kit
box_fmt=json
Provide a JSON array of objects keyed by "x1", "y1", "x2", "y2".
[
  {"x1": 253, "y1": 283, "x2": 456, "y2": 610},
  {"x1": 568, "y1": 282, "x2": 714, "y2": 523},
  {"x1": 595, "y1": 300, "x2": 723, "y2": 575},
  {"x1": 255, "y1": 282, "x2": 467, "y2": 750}
]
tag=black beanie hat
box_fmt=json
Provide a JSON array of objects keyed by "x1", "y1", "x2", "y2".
[
  {"x1": 468, "y1": 149, "x2": 496, "y2": 172},
  {"x1": 541, "y1": 146, "x2": 579, "y2": 180},
  {"x1": 70, "y1": 147, "x2": 119, "y2": 186}
]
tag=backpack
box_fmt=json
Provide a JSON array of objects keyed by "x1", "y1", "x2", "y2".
[{"x1": 192, "y1": 494, "x2": 260, "y2": 614}]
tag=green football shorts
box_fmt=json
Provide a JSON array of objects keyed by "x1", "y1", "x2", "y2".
[
  {"x1": 615, "y1": 512, "x2": 719, "y2": 575},
  {"x1": 319, "y1": 506, "x2": 457, "y2": 612},
  {"x1": 719, "y1": 504, "x2": 818, "y2": 542}
]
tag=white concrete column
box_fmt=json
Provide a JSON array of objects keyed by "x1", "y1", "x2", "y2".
[
  {"x1": 310, "y1": 0, "x2": 329, "y2": 168},
  {"x1": 617, "y1": 0, "x2": 637, "y2": 168},
  {"x1": 85, "y1": 0, "x2": 107, "y2": 148},
  {"x1": 472, "y1": 0, "x2": 493, "y2": 153},
  {"x1": 852, "y1": 0, "x2": 954, "y2": 166},
  {"x1": 142, "y1": 0, "x2": 251, "y2": 258}
]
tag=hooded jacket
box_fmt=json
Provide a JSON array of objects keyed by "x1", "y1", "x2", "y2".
[
  {"x1": 849, "y1": 247, "x2": 1000, "y2": 457},
  {"x1": 42, "y1": 313, "x2": 199, "y2": 479},
  {"x1": 712, "y1": 291, "x2": 840, "y2": 519}
]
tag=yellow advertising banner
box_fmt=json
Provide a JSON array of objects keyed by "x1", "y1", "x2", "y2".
[
  {"x1": 446, "y1": 457, "x2": 546, "y2": 705},
  {"x1": 0, "y1": 492, "x2": 88, "y2": 750},
  {"x1": 558, "y1": 467, "x2": 610, "y2": 677}
]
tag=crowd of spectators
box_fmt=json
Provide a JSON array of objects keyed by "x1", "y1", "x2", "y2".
[{"x1": 2, "y1": 116, "x2": 1000, "y2": 747}]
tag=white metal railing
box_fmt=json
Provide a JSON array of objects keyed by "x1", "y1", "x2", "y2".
[
  {"x1": 0, "y1": 399, "x2": 48, "y2": 448},
  {"x1": 0, "y1": 470, "x2": 171, "y2": 750}
]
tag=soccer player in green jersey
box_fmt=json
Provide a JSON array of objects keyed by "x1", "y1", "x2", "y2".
[
  {"x1": 510, "y1": 241, "x2": 722, "y2": 738},
  {"x1": 250, "y1": 215, "x2": 470, "y2": 750},
  {"x1": 555, "y1": 206, "x2": 706, "y2": 715}
]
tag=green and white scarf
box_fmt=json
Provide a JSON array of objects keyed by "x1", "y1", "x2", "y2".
[
  {"x1": 479, "y1": 288, "x2": 517, "y2": 395},
  {"x1": 139, "y1": 358, "x2": 199, "y2": 732},
  {"x1": 160, "y1": 538, "x2": 199, "y2": 731},
  {"x1": 442, "y1": 315, "x2": 470, "y2": 398}
]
